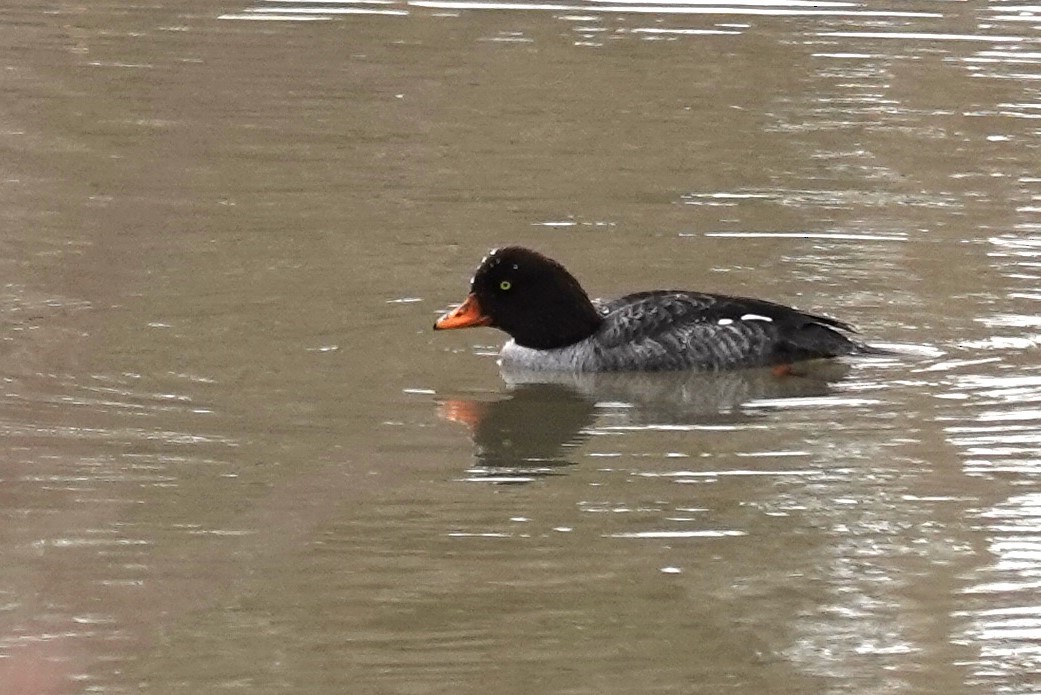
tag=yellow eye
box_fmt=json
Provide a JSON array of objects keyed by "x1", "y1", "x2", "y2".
[{"x1": 499, "y1": 280, "x2": 512, "y2": 291}]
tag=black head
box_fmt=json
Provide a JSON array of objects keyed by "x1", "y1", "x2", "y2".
[{"x1": 452, "y1": 247, "x2": 603, "y2": 349}]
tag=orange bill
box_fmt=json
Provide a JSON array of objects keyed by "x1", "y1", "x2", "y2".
[{"x1": 434, "y1": 293, "x2": 492, "y2": 330}]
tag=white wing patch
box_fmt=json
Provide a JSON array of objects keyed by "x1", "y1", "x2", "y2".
[{"x1": 740, "y1": 313, "x2": 773, "y2": 322}]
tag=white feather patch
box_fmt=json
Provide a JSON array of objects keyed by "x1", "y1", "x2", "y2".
[{"x1": 740, "y1": 313, "x2": 773, "y2": 322}]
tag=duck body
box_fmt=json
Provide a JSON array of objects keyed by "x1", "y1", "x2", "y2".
[
  {"x1": 435, "y1": 247, "x2": 885, "y2": 373},
  {"x1": 498, "y1": 290, "x2": 871, "y2": 372}
]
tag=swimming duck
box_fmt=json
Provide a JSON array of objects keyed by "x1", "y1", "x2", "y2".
[{"x1": 434, "y1": 246, "x2": 885, "y2": 372}]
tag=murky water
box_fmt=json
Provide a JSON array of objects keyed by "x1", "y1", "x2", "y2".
[{"x1": 3, "y1": 0, "x2": 1041, "y2": 692}]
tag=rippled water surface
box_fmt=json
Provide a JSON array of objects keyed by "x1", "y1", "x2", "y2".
[{"x1": 4, "y1": 0, "x2": 1041, "y2": 693}]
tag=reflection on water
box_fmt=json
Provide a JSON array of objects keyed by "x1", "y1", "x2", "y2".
[
  {"x1": 440, "y1": 362, "x2": 854, "y2": 480},
  {"x1": 927, "y1": 360, "x2": 1041, "y2": 689},
  {"x1": 439, "y1": 383, "x2": 595, "y2": 479},
  {"x1": 6, "y1": 0, "x2": 1041, "y2": 692},
  {"x1": 963, "y1": 492, "x2": 1041, "y2": 687},
  {"x1": 223, "y1": 0, "x2": 943, "y2": 27}
]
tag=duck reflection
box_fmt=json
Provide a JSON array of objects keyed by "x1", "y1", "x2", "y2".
[
  {"x1": 438, "y1": 361, "x2": 852, "y2": 482},
  {"x1": 439, "y1": 382, "x2": 594, "y2": 482}
]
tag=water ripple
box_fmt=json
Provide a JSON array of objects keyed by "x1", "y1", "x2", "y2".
[{"x1": 961, "y1": 493, "x2": 1041, "y2": 684}]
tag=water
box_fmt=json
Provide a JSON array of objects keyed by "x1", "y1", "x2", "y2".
[{"x1": 3, "y1": 0, "x2": 1041, "y2": 692}]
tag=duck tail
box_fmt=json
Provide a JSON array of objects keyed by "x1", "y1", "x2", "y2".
[{"x1": 850, "y1": 341, "x2": 900, "y2": 357}]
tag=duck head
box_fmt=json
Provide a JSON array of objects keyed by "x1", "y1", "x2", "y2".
[{"x1": 434, "y1": 247, "x2": 603, "y2": 350}]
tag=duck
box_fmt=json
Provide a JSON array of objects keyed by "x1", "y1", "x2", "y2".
[{"x1": 433, "y1": 246, "x2": 888, "y2": 373}]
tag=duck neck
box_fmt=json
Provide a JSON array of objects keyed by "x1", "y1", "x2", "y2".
[{"x1": 510, "y1": 290, "x2": 603, "y2": 350}]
